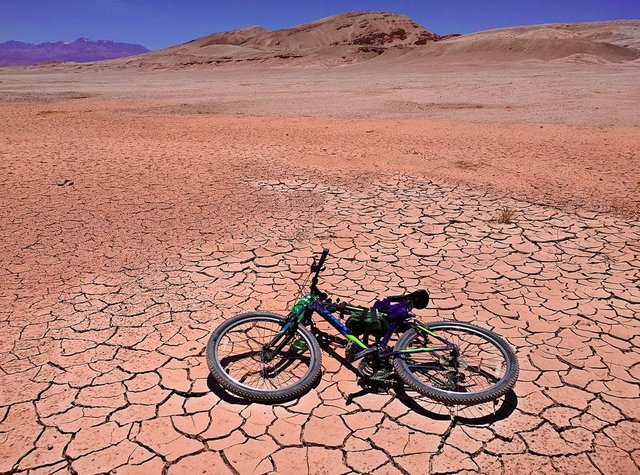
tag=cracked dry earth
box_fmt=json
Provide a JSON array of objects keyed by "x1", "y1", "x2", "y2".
[{"x1": 0, "y1": 100, "x2": 639, "y2": 475}]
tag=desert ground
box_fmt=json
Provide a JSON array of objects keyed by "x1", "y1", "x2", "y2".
[{"x1": 1, "y1": 13, "x2": 640, "y2": 475}]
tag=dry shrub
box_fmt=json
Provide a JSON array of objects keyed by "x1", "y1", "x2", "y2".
[{"x1": 494, "y1": 206, "x2": 516, "y2": 224}]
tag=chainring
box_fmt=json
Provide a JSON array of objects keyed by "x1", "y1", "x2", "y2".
[{"x1": 358, "y1": 357, "x2": 395, "y2": 383}]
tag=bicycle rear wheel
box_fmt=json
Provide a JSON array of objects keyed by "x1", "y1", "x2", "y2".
[
  {"x1": 393, "y1": 321, "x2": 518, "y2": 405},
  {"x1": 206, "y1": 312, "x2": 322, "y2": 403}
]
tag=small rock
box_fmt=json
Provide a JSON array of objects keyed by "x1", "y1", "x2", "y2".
[{"x1": 53, "y1": 178, "x2": 74, "y2": 187}]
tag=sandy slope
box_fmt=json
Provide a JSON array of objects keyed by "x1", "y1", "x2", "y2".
[
  {"x1": 403, "y1": 20, "x2": 640, "y2": 63},
  {"x1": 1, "y1": 62, "x2": 638, "y2": 216},
  {"x1": 461, "y1": 20, "x2": 640, "y2": 48}
]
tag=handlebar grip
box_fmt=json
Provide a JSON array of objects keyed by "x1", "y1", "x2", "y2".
[{"x1": 317, "y1": 248, "x2": 329, "y2": 270}]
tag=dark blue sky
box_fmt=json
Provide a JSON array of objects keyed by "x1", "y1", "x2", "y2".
[{"x1": 1, "y1": 0, "x2": 638, "y2": 50}]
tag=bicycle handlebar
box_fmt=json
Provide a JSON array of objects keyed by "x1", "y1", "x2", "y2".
[
  {"x1": 311, "y1": 248, "x2": 328, "y2": 273},
  {"x1": 310, "y1": 249, "x2": 329, "y2": 299}
]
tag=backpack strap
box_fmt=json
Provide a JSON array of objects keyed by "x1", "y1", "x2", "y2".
[
  {"x1": 369, "y1": 307, "x2": 379, "y2": 326},
  {"x1": 358, "y1": 308, "x2": 373, "y2": 346}
]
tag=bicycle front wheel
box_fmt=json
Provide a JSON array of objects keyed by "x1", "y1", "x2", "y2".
[
  {"x1": 394, "y1": 321, "x2": 518, "y2": 405},
  {"x1": 206, "y1": 312, "x2": 322, "y2": 403}
]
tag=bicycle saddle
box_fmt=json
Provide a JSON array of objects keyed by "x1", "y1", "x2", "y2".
[{"x1": 387, "y1": 289, "x2": 430, "y2": 309}]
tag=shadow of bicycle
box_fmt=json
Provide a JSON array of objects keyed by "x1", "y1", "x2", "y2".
[
  {"x1": 206, "y1": 327, "x2": 518, "y2": 425},
  {"x1": 393, "y1": 384, "x2": 518, "y2": 424},
  {"x1": 316, "y1": 329, "x2": 518, "y2": 425},
  {"x1": 205, "y1": 370, "x2": 325, "y2": 406}
]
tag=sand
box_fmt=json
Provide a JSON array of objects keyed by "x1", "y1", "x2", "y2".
[
  {"x1": 0, "y1": 15, "x2": 639, "y2": 475},
  {"x1": 2, "y1": 62, "x2": 639, "y2": 215}
]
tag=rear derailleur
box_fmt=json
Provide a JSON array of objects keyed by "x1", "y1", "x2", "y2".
[{"x1": 438, "y1": 346, "x2": 469, "y2": 390}]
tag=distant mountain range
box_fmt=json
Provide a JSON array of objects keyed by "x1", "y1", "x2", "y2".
[{"x1": 0, "y1": 37, "x2": 149, "y2": 65}]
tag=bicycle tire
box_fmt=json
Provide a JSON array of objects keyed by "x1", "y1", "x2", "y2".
[
  {"x1": 393, "y1": 320, "x2": 518, "y2": 405},
  {"x1": 206, "y1": 312, "x2": 322, "y2": 403}
]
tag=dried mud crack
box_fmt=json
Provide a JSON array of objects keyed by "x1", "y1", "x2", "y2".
[{"x1": 0, "y1": 99, "x2": 638, "y2": 475}]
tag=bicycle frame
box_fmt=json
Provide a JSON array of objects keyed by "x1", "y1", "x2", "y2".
[{"x1": 269, "y1": 294, "x2": 455, "y2": 363}]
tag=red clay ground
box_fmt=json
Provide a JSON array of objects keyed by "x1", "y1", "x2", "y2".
[{"x1": 0, "y1": 66, "x2": 639, "y2": 474}]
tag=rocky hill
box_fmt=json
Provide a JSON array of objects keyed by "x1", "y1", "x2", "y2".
[{"x1": 107, "y1": 11, "x2": 454, "y2": 68}]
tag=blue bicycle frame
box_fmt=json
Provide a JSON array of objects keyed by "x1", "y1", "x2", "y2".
[{"x1": 271, "y1": 293, "x2": 456, "y2": 363}]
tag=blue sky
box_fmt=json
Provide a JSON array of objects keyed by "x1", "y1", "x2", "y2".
[{"x1": 1, "y1": 0, "x2": 638, "y2": 50}]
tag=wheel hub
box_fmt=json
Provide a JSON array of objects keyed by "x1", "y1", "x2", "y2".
[
  {"x1": 446, "y1": 369, "x2": 466, "y2": 386},
  {"x1": 260, "y1": 346, "x2": 276, "y2": 363}
]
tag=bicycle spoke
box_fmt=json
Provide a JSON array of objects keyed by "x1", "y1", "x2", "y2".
[
  {"x1": 215, "y1": 318, "x2": 314, "y2": 392},
  {"x1": 408, "y1": 326, "x2": 509, "y2": 394}
]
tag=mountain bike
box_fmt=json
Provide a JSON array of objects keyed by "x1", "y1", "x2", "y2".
[{"x1": 206, "y1": 249, "x2": 518, "y2": 404}]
